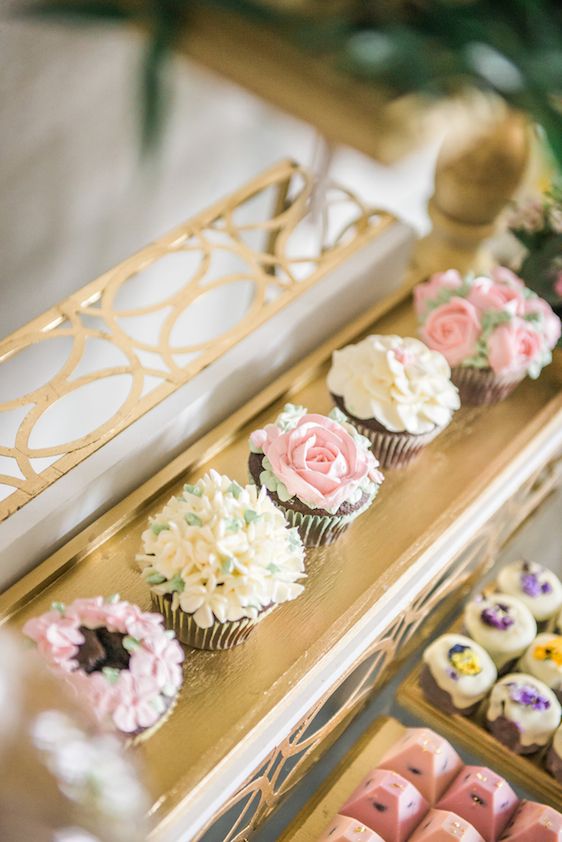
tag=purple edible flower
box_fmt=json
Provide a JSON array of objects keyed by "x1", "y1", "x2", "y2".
[
  {"x1": 520, "y1": 571, "x2": 552, "y2": 597},
  {"x1": 446, "y1": 667, "x2": 459, "y2": 681},
  {"x1": 509, "y1": 683, "x2": 551, "y2": 710},
  {"x1": 481, "y1": 603, "x2": 515, "y2": 630}
]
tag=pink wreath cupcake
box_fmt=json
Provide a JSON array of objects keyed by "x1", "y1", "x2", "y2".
[
  {"x1": 414, "y1": 267, "x2": 561, "y2": 405},
  {"x1": 23, "y1": 595, "x2": 184, "y2": 741},
  {"x1": 248, "y1": 403, "x2": 384, "y2": 546}
]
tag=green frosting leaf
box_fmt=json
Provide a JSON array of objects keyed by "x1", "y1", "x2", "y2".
[
  {"x1": 267, "y1": 562, "x2": 280, "y2": 574},
  {"x1": 183, "y1": 483, "x2": 202, "y2": 497},
  {"x1": 221, "y1": 558, "x2": 235, "y2": 574},
  {"x1": 225, "y1": 517, "x2": 243, "y2": 532},
  {"x1": 146, "y1": 572, "x2": 167, "y2": 585},
  {"x1": 151, "y1": 522, "x2": 170, "y2": 535},
  {"x1": 106, "y1": 593, "x2": 120, "y2": 604},
  {"x1": 228, "y1": 481, "x2": 242, "y2": 499},
  {"x1": 185, "y1": 512, "x2": 203, "y2": 527},
  {"x1": 123, "y1": 636, "x2": 141, "y2": 652},
  {"x1": 51, "y1": 601, "x2": 65, "y2": 614},
  {"x1": 167, "y1": 575, "x2": 185, "y2": 593},
  {"x1": 102, "y1": 667, "x2": 120, "y2": 685},
  {"x1": 244, "y1": 509, "x2": 260, "y2": 524}
]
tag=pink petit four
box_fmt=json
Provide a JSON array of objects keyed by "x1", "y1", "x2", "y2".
[
  {"x1": 340, "y1": 768, "x2": 428, "y2": 841},
  {"x1": 500, "y1": 801, "x2": 562, "y2": 841},
  {"x1": 378, "y1": 727, "x2": 462, "y2": 804},
  {"x1": 437, "y1": 766, "x2": 519, "y2": 842},
  {"x1": 409, "y1": 808, "x2": 485, "y2": 841},
  {"x1": 318, "y1": 814, "x2": 384, "y2": 841}
]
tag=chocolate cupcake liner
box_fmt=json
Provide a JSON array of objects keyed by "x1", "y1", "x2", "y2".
[
  {"x1": 451, "y1": 366, "x2": 525, "y2": 406},
  {"x1": 278, "y1": 490, "x2": 377, "y2": 548},
  {"x1": 152, "y1": 592, "x2": 273, "y2": 651},
  {"x1": 350, "y1": 421, "x2": 444, "y2": 469}
]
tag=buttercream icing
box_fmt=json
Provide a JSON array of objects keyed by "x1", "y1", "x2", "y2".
[
  {"x1": 486, "y1": 673, "x2": 561, "y2": 747},
  {"x1": 423, "y1": 634, "x2": 497, "y2": 710},
  {"x1": 497, "y1": 561, "x2": 562, "y2": 622},
  {"x1": 327, "y1": 334, "x2": 460, "y2": 435},
  {"x1": 464, "y1": 593, "x2": 537, "y2": 670},
  {"x1": 520, "y1": 634, "x2": 562, "y2": 694},
  {"x1": 138, "y1": 469, "x2": 306, "y2": 629}
]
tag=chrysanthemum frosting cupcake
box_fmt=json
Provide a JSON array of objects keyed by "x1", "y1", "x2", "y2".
[
  {"x1": 520, "y1": 634, "x2": 562, "y2": 702},
  {"x1": 464, "y1": 593, "x2": 537, "y2": 672},
  {"x1": 23, "y1": 595, "x2": 184, "y2": 740},
  {"x1": 421, "y1": 634, "x2": 497, "y2": 715},
  {"x1": 138, "y1": 470, "x2": 306, "y2": 649},
  {"x1": 497, "y1": 560, "x2": 562, "y2": 624},
  {"x1": 414, "y1": 266, "x2": 561, "y2": 405},
  {"x1": 485, "y1": 673, "x2": 561, "y2": 754},
  {"x1": 327, "y1": 335, "x2": 460, "y2": 468},
  {"x1": 248, "y1": 403, "x2": 384, "y2": 546}
]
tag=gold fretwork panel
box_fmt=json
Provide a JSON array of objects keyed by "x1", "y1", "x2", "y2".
[
  {"x1": 0, "y1": 159, "x2": 394, "y2": 521},
  {"x1": 197, "y1": 451, "x2": 562, "y2": 842}
]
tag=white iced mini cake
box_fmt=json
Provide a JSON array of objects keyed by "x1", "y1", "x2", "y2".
[
  {"x1": 464, "y1": 593, "x2": 536, "y2": 671},
  {"x1": 497, "y1": 561, "x2": 562, "y2": 622}
]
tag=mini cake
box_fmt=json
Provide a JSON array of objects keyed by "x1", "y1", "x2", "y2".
[
  {"x1": 546, "y1": 724, "x2": 562, "y2": 783},
  {"x1": 137, "y1": 470, "x2": 306, "y2": 650},
  {"x1": 485, "y1": 673, "x2": 561, "y2": 754},
  {"x1": 378, "y1": 727, "x2": 463, "y2": 803},
  {"x1": 22, "y1": 595, "x2": 184, "y2": 739},
  {"x1": 248, "y1": 403, "x2": 384, "y2": 546},
  {"x1": 497, "y1": 561, "x2": 562, "y2": 624},
  {"x1": 500, "y1": 801, "x2": 562, "y2": 841},
  {"x1": 318, "y1": 815, "x2": 384, "y2": 841},
  {"x1": 464, "y1": 594, "x2": 537, "y2": 672},
  {"x1": 326, "y1": 334, "x2": 460, "y2": 468},
  {"x1": 409, "y1": 809, "x2": 485, "y2": 842},
  {"x1": 413, "y1": 266, "x2": 561, "y2": 405},
  {"x1": 340, "y1": 768, "x2": 428, "y2": 841},
  {"x1": 437, "y1": 766, "x2": 519, "y2": 841},
  {"x1": 520, "y1": 635, "x2": 562, "y2": 701},
  {"x1": 421, "y1": 634, "x2": 497, "y2": 715}
]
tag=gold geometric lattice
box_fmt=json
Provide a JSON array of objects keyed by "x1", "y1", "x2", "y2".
[{"x1": 0, "y1": 160, "x2": 394, "y2": 521}]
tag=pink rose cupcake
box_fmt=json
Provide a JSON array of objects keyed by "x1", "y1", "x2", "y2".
[
  {"x1": 327, "y1": 335, "x2": 460, "y2": 468},
  {"x1": 414, "y1": 267, "x2": 560, "y2": 405},
  {"x1": 22, "y1": 595, "x2": 184, "y2": 741},
  {"x1": 248, "y1": 403, "x2": 384, "y2": 547}
]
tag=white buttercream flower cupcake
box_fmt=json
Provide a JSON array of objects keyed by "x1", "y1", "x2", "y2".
[
  {"x1": 327, "y1": 335, "x2": 460, "y2": 468},
  {"x1": 137, "y1": 470, "x2": 306, "y2": 650}
]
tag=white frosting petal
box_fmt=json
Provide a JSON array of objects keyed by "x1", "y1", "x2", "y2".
[
  {"x1": 423, "y1": 633, "x2": 497, "y2": 709},
  {"x1": 139, "y1": 470, "x2": 306, "y2": 628},
  {"x1": 327, "y1": 335, "x2": 460, "y2": 434},
  {"x1": 464, "y1": 593, "x2": 537, "y2": 670},
  {"x1": 497, "y1": 561, "x2": 562, "y2": 621},
  {"x1": 487, "y1": 673, "x2": 561, "y2": 747}
]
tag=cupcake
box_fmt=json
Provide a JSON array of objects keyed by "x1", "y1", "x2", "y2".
[
  {"x1": 485, "y1": 673, "x2": 561, "y2": 754},
  {"x1": 520, "y1": 634, "x2": 562, "y2": 702},
  {"x1": 248, "y1": 403, "x2": 383, "y2": 546},
  {"x1": 326, "y1": 335, "x2": 460, "y2": 468},
  {"x1": 421, "y1": 634, "x2": 497, "y2": 715},
  {"x1": 546, "y1": 723, "x2": 562, "y2": 783},
  {"x1": 414, "y1": 266, "x2": 561, "y2": 406},
  {"x1": 464, "y1": 593, "x2": 537, "y2": 672},
  {"x1": 138, "y1": 470, "x2": 306, "y2": 649},
  {"x1": 497, "y1": 560, "x2": 562, "y2": 625},
  {"x1": 22, "y1": 595, "x2": 184, "y2": 740}
]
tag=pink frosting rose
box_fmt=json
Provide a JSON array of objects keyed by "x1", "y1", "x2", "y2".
[
  {"x1": 420, "y1": 297, "x2": 482, "y2": 366},
  {"x1": 467, "y1": 275, "x2": 526, "y2": 315},
  {"x1": 23, "y1": 611, "x2": 83, "y2": 669},
  {"x1": 490, "y1": 266, "x2": 526, "y2": 288},
  {"x1": 487, "y1": 317, "x2": 544, "y2": 375},
  {"x1": 255, "y1": 414, "x2": 383, "y2": 512},
  {"x1": 413, "y1": 269, "x2": 463, "y2": 317},
  {"x1": 525, "y1": 297, "x2": 561, "y2": 348},
  {"x1": 111, "y1": 672, "x2": 163, "y2": 733}
]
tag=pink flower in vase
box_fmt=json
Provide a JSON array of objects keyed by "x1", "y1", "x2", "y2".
[{"x1": 420, "y1": 297, "x2": 481, "y2": 366}]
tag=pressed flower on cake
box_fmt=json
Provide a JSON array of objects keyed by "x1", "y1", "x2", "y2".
[
  {"x1": 137, "y1": 470, "x2": 306, "y2": 650},
  {"x1": 248, "y1": 403, "x2": 384, "y2": 546},
  {"x1": 327, "y1": 334, "x2": 460, "y2": 468},
  {"x1": 414, "y1": 267, "x2": 561, "y2": 405},
  {"x1": 23, "y1": 595, "x2": 184, "y2": 739}
]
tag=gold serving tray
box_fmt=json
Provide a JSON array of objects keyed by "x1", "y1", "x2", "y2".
[
  {"x1": 279, "y1": 716, "x2": 408, "y2": 841},
  {"x1": 1, "y1": 287, "x2": 561, "y2": 837},
  {"x1": 398, "y1": 624, "x2": 562, "y2": 810}
]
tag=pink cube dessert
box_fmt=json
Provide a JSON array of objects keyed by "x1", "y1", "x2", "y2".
[
  {"x1": 409, "y1": 808, "x2": 485, "y2": 841},
  {"x1": 340, "y1": 768, "x2": 428, "y2": 841},
  {"x1": 317, "y1": 814, "x2": 385, "y2": 841},
  {"x1": 437, "y1": 766, "x2": 519, "y2": 841},
  {"x1": 500, "y1": 801, "x2": 562, "y2": 841},
  {"x1": 378, "y1": 727, "x2": 463, "y2": 804}
]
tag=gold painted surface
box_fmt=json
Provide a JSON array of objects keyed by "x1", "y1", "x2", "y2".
[
  {"x1": 399, "y1": 625, "x2": 562, "y2": 810},
  {"x1": 0, "y1": 159, "x2": 394, "y2": 522},
  {"x1": 280, "y1": 716, "x2": 405, "y2": 841},
  {"x1": 0, "y1": 294, "x2": 561, "y2": 838}
]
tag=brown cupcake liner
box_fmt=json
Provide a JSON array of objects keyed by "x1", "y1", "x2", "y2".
[
  {"x1": 276, "y1": 489, "x2": 378, "y2": 548},
  {"x1": 351, "y1": 421, "x2": 444, "y2": 469},
  {"x1": 451, "y1": 366, "x2": 525, "y2": 406},
  {"x1": 151, "y1": 592, "x2": 273, "y2": 651}
]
